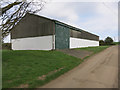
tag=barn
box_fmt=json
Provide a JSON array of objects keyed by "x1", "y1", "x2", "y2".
[{"x1": 11, "y1": 13, "x2": 99, "y2": 50}]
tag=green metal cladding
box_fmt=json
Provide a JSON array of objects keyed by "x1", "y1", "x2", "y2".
[{"x1": 55, "y1": 23, "x2": 70, "y2": 49}]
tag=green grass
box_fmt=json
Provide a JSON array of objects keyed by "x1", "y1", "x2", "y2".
[
  {"x1": 112, "y1": 42, "x2": 120, "y2": 45},
  {"x1": 2, "y1": 50, "x2": 81, "y2": 88},
  {"x1": 2, "y1": 46, "x2": 110, "y2": 88},
  {"x1": 76, "y1": 46, "x2": 110, "y2": 54},
  {"x1": 76, "y1": 46, "x2": 110, "y2": 60}
]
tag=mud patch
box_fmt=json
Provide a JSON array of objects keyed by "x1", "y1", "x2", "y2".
[
  {"x1": 38, "y1": 75, "x2": 46, "y2": 80},
  {"x1": 47, "y1": 67, "x2": 64, "y2": 76},
  {"x1": 38, "y1": 67, "x2": 64, "y2": 80},
  {"x1": 16, "y1": 84, "x2": 29, "y2": 88},
  {"x1": 7, "y1": 80, "x2": 13, "y2": 83}
]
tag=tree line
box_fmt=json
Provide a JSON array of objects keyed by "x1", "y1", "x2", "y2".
[{"x1": 99, "y1": 37, "x2": 118, "y2": 46}]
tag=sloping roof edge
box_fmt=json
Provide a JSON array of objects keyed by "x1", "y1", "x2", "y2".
[{"x1": 27, "y1": 13, "x2": 99, "y2": 37}]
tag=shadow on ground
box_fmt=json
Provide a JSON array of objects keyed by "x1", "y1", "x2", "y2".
[{"x1": 58, "y1": 49, "x2": 93, "y2": 59}]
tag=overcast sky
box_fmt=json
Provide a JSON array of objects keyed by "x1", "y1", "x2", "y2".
[{"x1": 4, "y1": 0, "x2": 118, "y2": 42}]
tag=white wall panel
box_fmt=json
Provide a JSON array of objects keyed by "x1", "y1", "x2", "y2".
[
  {"x1": 12, "y1": 35, "x2": 54, "y2": 50},
  {"x1": 70, "y1": 37, "x2": 99, "y2": 49}
]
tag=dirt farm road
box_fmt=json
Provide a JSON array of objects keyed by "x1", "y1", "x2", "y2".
[{"x1": 41, "y1": 46, "x2": 118, "y2": 88}]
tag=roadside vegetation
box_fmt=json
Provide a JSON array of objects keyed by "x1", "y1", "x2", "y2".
[
  {"x1": 99, "y1": 36, "x2": 119, "y2": 46},
  {"x1": 2, "y1": 50, "x2": 81, "y2": 88},
  {"x1": 3, "y1": 46, "x2": 109, "y2": 88},
  {"x1": 76, "y1": 46, "x2": 110, "y2": 60},
  {"x1": 2, "y1": 43, "x2": 11, "y2": 50},
  {"x1": 76, "y1": 46, "x2": 109, "y2": 54},
  {"x1": 112, "y1": 42, "x2": 120, "y2": 45}
]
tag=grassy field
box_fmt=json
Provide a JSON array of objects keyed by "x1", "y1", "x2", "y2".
[
  {"x1": 75, "y1": 46, "x2": 110, "y2": 60},
  {"x1": 2, "y1": 50, "x2": 81, "y2": 88},
  {"x1": 2, "y1": 46, "x2": 110, "y2": 88},
  {"x1": 112, "y1": 42, "x2": 120, "y2": 45},
  {"x1": 76, "y1": 46, "x2": 109, "y2": 54}
]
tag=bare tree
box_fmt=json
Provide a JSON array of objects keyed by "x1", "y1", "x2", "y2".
[{"x1": 0, "y1": 0, "x2": 46, "y2": 42}]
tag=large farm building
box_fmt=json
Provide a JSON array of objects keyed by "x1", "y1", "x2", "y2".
[{"x1": 11, "y1": 13, "x2": 99, "y2": 50}]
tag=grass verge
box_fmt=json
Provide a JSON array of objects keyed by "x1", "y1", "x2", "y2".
[
  {"x1": 2, "y1": 50, "x2": 81, "y2": 88},
  {"x1": 76, "y1": 46, "x2": 110, "y2": 60},
  {"x1": 2, "y1": 46, "x2": 110, "y2": 88}
]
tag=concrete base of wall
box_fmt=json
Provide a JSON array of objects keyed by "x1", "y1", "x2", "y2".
[
  {"x1": 12, "y1": 35, "x2": 54, "y2": 50},
  {"x1": 12, "y1": 36, "x2": 99, "y2": 50},
  {"x1": 70, "y1": 37, "x2": 99, "y2": 49}
]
